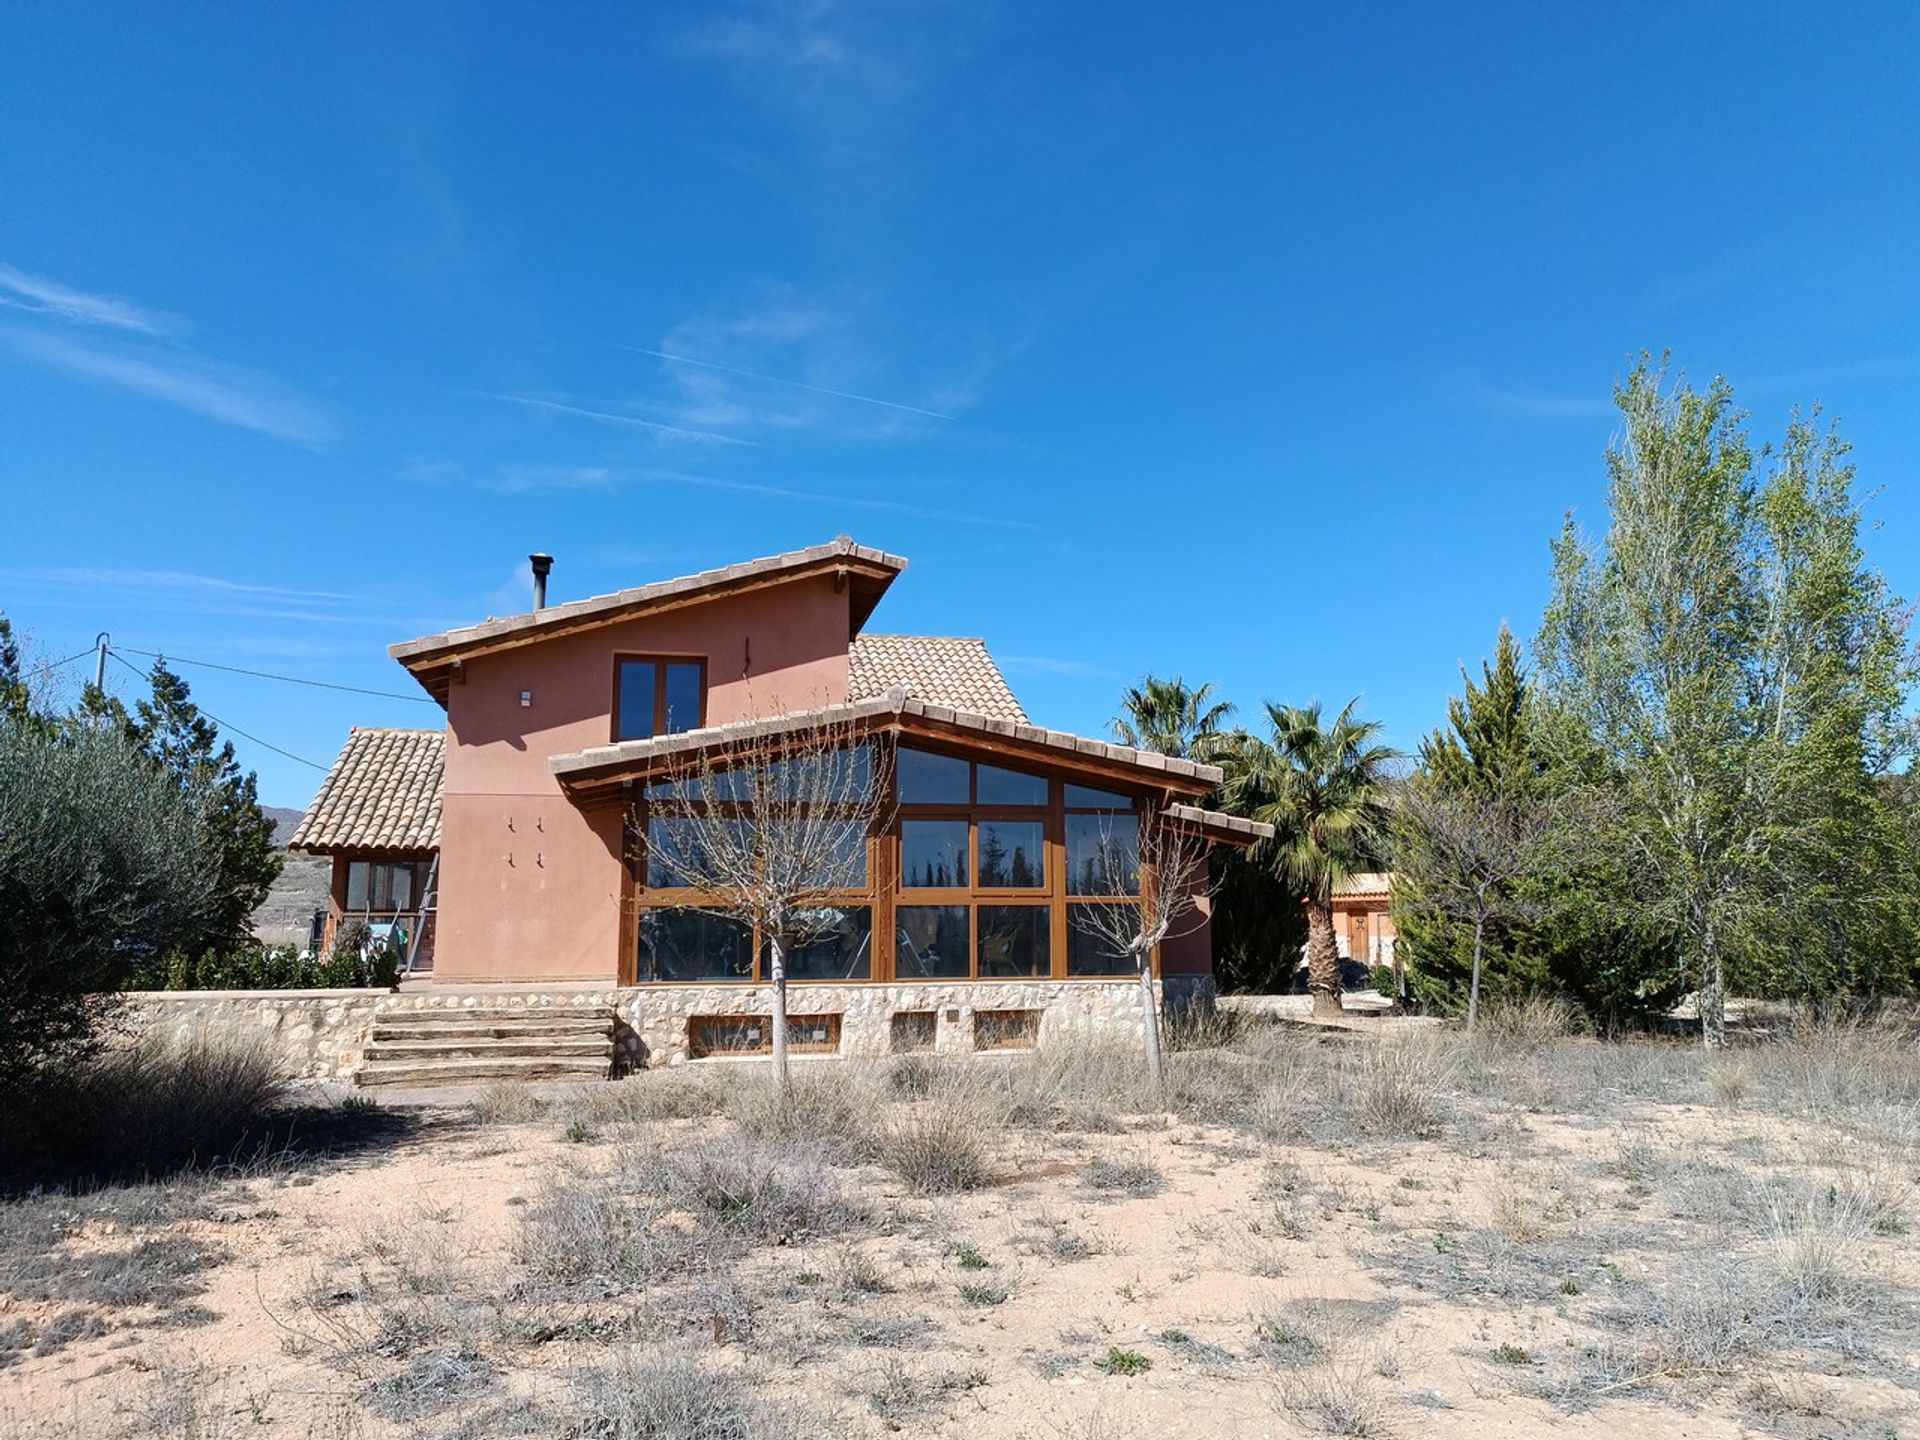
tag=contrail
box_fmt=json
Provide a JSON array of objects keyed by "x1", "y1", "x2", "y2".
[{"x1": 625, "y1": 346, "x2": 955, "y2": 420}]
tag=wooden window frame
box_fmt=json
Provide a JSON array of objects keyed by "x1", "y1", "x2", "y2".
[
  {"x1": 621, "y1": 736, "x2": 1166, "y2": 987},
  {"x1": 611, "y1": 653, "x2": 708, "y2": 744}
]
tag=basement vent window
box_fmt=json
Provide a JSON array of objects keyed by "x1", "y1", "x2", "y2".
[
  {"x1": 688, "y1": 1014, "x2": 842, "y2": 1059},
  {"x1": 890, "y1": 1010, "x2": 937, "y2": 1054},
  {"x1": 973, "y1": 1008, "x2": 1041, "y2": 1052}
]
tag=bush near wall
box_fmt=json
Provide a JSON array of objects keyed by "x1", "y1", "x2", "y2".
[{"x1": 128, "y1": 925, "x2": 401, "y2": 992}]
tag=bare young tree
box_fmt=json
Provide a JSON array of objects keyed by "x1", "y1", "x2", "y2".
[
  {"x1": 629, "y1": 711, "x2": 893, "y2": 1088},
  {"x1": 1068, "y1": 807, "x2": 1214, "y2": 1091},
  {"x1": 1392, "y1": 781, "x2": 1549, "y2": 1035}
]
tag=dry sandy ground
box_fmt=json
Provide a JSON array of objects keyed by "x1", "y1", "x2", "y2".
[{"x1": 4, "y1": 1031, "x2": 1918, "y2": 1439}]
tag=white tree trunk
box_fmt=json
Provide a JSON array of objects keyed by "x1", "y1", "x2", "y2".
[
  {"x1": 769, "y1": 932, "x2": 790, "y2": 1088},
  {"x1": 1136, "y1": 954, "x2": 1164, "y2": 1094}
]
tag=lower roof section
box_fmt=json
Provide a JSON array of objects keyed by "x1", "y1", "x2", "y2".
[{"x1": 549, "y1": 691, "x2": 1270, "y2": 845}]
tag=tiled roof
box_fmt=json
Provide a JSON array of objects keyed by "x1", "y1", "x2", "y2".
[
  {"x1": 1333, "y1": 871, "x2": 1393, "y2": 899},
  {"x1": 1163, "y1": 803, "x2": 1275, "y2": 845},
  {"x1": 390, "y1": 538, "x2": 906, "y2": 699},
  {"x1": 288, "y1": 728, "x2": 444, "y2": 854},
  {"x1": 551, "y1": 692, "x2": 1225, "y2": 797},
  {"x1": 849, "y1": 635, "x2": 1026, "y2": 722}
]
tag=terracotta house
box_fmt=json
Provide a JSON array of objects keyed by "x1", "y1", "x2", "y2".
[
  {"x1": 1331, "y1": 872, "x2": 1397, "y2": 970},
  {"x1": 290, "y1": 538, "x2": 1268, "y2": 1064}
]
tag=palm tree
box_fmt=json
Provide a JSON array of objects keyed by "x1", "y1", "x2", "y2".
[
  {"x1": 1228, "y1": 698, "x2": 1398, "y2": 1019},
  {"x1": 1111, "y1": 676, "x2": 1235, "y2": 761}
]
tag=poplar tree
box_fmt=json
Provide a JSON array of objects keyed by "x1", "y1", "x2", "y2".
[{"x1": 1536, "y1": 358, "x2": 1917, "y2": 1047}]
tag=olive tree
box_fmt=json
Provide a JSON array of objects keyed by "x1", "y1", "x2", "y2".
[{"x1": 0, "y1": 717, "x2": 214, "y2": 1082}]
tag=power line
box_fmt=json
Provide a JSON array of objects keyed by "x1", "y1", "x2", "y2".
[
  {"x1": 112, "y1": 644, "x2": 432, "y2": 703},
  {"x1": 40, "y1": 647, "x2": 98, "y2": 671},
  {"x1": 108, "y1": 650, "x2": 329, "y2": 772}
]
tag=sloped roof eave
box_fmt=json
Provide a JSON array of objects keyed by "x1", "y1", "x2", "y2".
[{"x1": 549, "y1": 694, "x2": 1222, "y2": 796}]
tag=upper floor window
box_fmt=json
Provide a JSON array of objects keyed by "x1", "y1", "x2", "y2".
[{"x1": 616, "y1": 656, "x2": 706, "y2": 742}]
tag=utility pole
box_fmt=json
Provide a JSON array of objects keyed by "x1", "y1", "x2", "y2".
[{"x1": 93, "y1": 632, "x2": 110, "y2": 693}]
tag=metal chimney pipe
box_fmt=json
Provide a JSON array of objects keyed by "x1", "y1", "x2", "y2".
[{"x1": 530, "y1": 553, "x2": 554, "y2": 609}]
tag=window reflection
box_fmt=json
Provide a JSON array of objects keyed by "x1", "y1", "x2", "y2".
[
  {"x1": 977, "y1": 820, "x2": 1044, "y2": 888},
  {"x1": 898, "y1": 747, "x2": 969, "y2": 804},
  {"x1": 896, "y1": 905, "x2": 969, "y2": 978},
  {"x1": 978, "y1": 906, "x2": 1049, "y2": 978},
  {"x1": 902, "y1": 820, "x2": 969, "y2": 887},
  {"x1": 976, "y1": 762, "x2": 1046, "y2": 805},
  {"x1": 638, "y1": 909, "x2": 752, "y2": 982},
  {"x1": 1066, "y1": 813, "x2": 1139, "y2": 895}
]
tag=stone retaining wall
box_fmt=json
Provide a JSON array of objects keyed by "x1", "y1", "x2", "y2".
[
  {"x1": 618, "y1": 979, "x2": 1158, "y2": 1067},
  {"x1": 121, "y1": 980, "x2": 1174, "y2": 1080}
]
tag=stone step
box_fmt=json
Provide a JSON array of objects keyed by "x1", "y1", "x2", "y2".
[
  {"x1": 370, "y1": 1036, "x2": 614, "y2": 1062},
  {"x1": 356, "y1": 1055, "x2": 612, "y2": 1087},
  {"x1": 374, "y1": 1005, "x2": 613, "y2": 1026},
  {"x1": 372, "y1": 1017, "x2": 613, "y2": 1042}
]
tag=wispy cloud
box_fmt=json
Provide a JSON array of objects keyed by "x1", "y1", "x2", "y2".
[
  {"x1": 999, "y1": 654, "x2": 1122, "y2": 679},
  {"x1": 1456, "y1": 370, "x2": 1612, "y2": 420},
  {"x1": 495, "y1": 394, "x2": 759, "y2": 447},
  {"x1": 623, "y1": 345, "x2": 955, "y2": 420},
  {"x1": 405, "y1": 455, "x2": 623, "y2": 495},
  {"x1": 3, "y1": 330, "x2": 337, "y2": 445},
  {"x1": 0, "y1": 261, "x2": 336, "y2": 446},
  {"x1": 636, "y1": 468, "x2": 1039, "y2": 531},
  {"x1": 0, "y1": 262, "x2": 178, "y2": 336},
  {"x1": 640, "y1": 281, "x2": 971, "y2": 443},
  {"x1": 0, "y1": 565, "x2": 393, "y2": 625}
]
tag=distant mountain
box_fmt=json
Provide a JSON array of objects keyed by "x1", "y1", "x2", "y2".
[{"x1": 263, "y1": 806, "x2": 306, "y2": 848}]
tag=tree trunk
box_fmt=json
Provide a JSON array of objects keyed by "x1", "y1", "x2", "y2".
[
  {"x1": 768, "y1": 932, "x2": 790, "y2": 1088},
  {"x1": 1135, "y1": 952, "x2": 1165, "y2": 1094},
  {"x1": 1305, "y1": 900, "x2": 1344, "y2": 1019},
  {"x1": 1697, "y1": 916, "x2": 1727, "y2": 1052},
  {"x1": 1467, "y1": 913, "x2": 1486, "y2": 1037},
  {"x1": 1391, "y1": 939, "x2": 1407, "y2": 1011}
]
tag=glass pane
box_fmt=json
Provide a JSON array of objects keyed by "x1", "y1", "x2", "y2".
[
  {"x1": 976, "y1": 762, "x2": 1046, "y2": 806},
  {"x1": 1065, "y1": 783, "x2": 1133, "y2": 809},
  {"x1": 662, "y1": 662, "x2": 703, "y2": 735},
  {"x1": 776, "y1": 906, "x2": 873, "y2": 981},
  {"x1": 388, "y1": 863, "x2": 414, "y2": 911},
  {"x1": 896, "y1": 905, "x2": 969, "y2": 978},
  {"x1": 647, "y1": 816, "x2": 746, "y2": 888},
  {"x1": 768, "y1": 820, "x2": 868, "y2": 889},
  {"x1": 1068, "y1": 906, "x2": 1137, "y2": 975},
  {"x1": 901, "y1": 820, "x2": 969, "y2": 887},
  {"x1": 345, "y1": 860, "x2": 369, "y2": 911},
  {"x1": 978, "y1": 906, "x2": 1049, "y2": 978},
  {"x1": 616, "y1": 660, "x2": 657, "y2": 741},
  {"x1": 897, "y1": 746, "x2": 969, "y2": 804},
  {"x1": 638, "y1": 909, "x2": 753, "y2": 982},
  {"x1": 977, "y1": 820, "x2": 1045, "y2": 888},
  {"x1": 1066, "y1": 813, "x2": 1140, "y2": 896}
]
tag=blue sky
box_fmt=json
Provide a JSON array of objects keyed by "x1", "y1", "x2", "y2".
[{"x1": 3, "y1": 3, "x2": 1917, "y2": 807}]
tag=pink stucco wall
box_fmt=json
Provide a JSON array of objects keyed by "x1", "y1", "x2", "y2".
[{"x1": 433, "y1": 576, "x2": 853, "y2": 983}]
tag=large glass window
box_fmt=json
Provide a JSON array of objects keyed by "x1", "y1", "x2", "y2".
[
  {"x1": 777, "y1": 907, "x2": 873, "y2": 981},
  {"x1": 1066, "y1": 813, "x2": 1140, "y2": 896},
  {"x1": 639, "y1": 909, "x2": 753, "y2": 982},
  {"x1": 898, "y1": 747, "x2": 969, "y2": 804},
  {"x1": 1068, "y1": 908, "x2": 1136, "y2": 976},
  {"x1": 345, "y1": 859, "x2": 430, "y2": 912},
  {"x1": 977, "y1": 820, "x2": 1045, "y2": 888},
  {"x1": 902, "y1": 820, "x2": 969, "y2": 887},
  {"x1": 615, "y1": 657, "x2": 706, "y2": 741},
  {"x1": 978, "y1": 906, "x2": 1049, "y2": 978},
  {"x1": 646, "y1": 816, "x2": 749, "y2": 888},
  {"x1": 976, "y1": 762, "x2": 1047, "y2": 806},
  {"x1": 896, "y1": 905, "x2": 969, "y2": 978}
]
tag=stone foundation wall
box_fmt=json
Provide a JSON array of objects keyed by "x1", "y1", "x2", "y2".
[
  {"x1": 619, "y1": 979, "x2": 1157, "y2": 1067},
  {"x1": 120, "y1": 980, "x2": 1169, "y2": 1079}
]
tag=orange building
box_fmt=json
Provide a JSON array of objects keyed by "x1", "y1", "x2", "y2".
[{"x1": 290, "y1": 539, "x2": 1268, "y2": 1058}]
